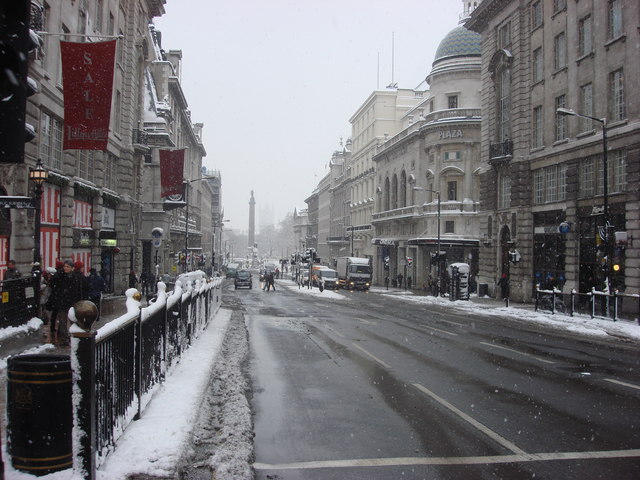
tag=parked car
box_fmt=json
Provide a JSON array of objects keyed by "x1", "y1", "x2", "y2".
[{"x1": 234, "y1": 270, "x2": 253, "y2": 289}]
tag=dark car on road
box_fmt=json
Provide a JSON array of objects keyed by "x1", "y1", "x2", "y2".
[{"x1": 234, "y1": 270, "x2": 253, "y2": 289}]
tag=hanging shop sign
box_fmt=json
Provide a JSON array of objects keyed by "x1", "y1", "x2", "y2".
[{"x1": 60, "y1": 40, "x2": 117, "y2": 150}]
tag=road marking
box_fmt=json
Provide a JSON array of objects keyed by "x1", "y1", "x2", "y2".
[
  {"x1": 356, "y1": 317, "x2": 378, "y2": 326},
  {"x1": 479, "y1": 341, "x2": 555, "y2": 364},
  {"x1": 604, "y1": 378, "x2": 640, "y2": 391},
  {"x1": 420, "y1": 324, "x2": 458, "y2": 336},
  {"x1": 412, "y1": 383, "x2": 527, "y2": 455},
  {"x1": 352, "y1": 343, "x2": 392, "y2": 369},
  {"x1": 253, "y1": 449, "x2": 640, "y2": 470},
  {"x1": 324, "y1": 325, "x2": 345, "y2": 338}
]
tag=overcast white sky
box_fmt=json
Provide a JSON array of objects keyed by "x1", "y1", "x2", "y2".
[{"x1": 154, "y1": 0, "x2": 464, "y2": 234}]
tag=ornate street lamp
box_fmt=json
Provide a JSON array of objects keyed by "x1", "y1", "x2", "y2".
[
  {"x1": 557, "y1": 107, "x2": 613, "y2": 297},
  {"x1": 29, "y1": 159, "x2": 48, "y2": 310}
]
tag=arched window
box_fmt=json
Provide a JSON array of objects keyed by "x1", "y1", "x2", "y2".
[
  {"x1": 384, "y1": 177, "x2": 391, "y2": 211},
  {"x1": 391, "y1": 174, "x2": 398, "y2": 210},
  {"x1": 400, "y1": 170, "x2": 407, "y2": 208}
]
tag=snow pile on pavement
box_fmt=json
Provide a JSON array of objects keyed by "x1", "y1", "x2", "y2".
[{"x1": 179, "y1": 310, "x2": 254, "y2": 479}]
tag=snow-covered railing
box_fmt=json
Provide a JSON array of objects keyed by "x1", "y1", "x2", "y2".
[
  {"x1": 534, "y1": 284, "x2": 639, "y2": 323},
  {"x1": 69, "y1": 272, "x2": 223, "y2": 479}
]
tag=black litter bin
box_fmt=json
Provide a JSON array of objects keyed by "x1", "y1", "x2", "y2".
[
  {"x1": 7, "y1": 354, "x2": 72, "y2": 476},
  {"x1": 478, "y1": 283, "x2": 488, "y2": 297}
]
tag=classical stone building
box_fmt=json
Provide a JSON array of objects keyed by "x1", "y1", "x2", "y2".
[
  {"x1": 467, "y1": 0, "x2": 639, "y2": 304},
  {"x1": 140, "y1": 27, "x2": 208, "y2": 278},
  {"x1": 372, "y1": 15, "x2": 482, "y2": 290},
  {"x1": 0, "y1": 1, "x2": 218, "y2": 295},
  {"x1": 346, "y1": 88, "x2": 428, "y2": 266}
]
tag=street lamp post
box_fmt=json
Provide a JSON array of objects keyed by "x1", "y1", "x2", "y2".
[
  {"x1": 557, "y1": 107, "x2": 613, "y2": 297},
  {"x1": 29, "y1": 159, "x2": 48, "y2": 310},
  {"x1": 413, "y1": 187, "x2": 441, "y2": 295}
]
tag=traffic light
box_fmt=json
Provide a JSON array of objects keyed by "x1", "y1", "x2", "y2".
[{"x1": 0, "y1": 0, "x2": 40, "y2": 163}]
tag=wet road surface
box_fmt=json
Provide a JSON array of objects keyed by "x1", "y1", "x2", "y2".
[{"x1": 235, "y1": 276, "x2": 640, "y2": 479}]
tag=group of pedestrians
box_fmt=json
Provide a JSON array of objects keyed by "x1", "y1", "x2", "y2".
[
  {"x1": 263, "y1": 271, "x2": 276, "y2": 292},
  {"x1": 41, "y1": 260, "x2": 106, "y2": 346}
]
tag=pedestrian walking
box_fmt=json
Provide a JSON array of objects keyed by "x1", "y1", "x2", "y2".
[
  {"x1": 407, "y1": 276, "x2": 412, "y2": 290},
  {"x1": 497, "y1": 273, "x2": 509, "y2": 300},
  {"x1": 74, "y1": 261, "x2": 90, "y2": 300},
  {"x1": 88, "y1": 268, "x2": 106, "y2": 308},
  {"x1": 5, "y1": 259, "x2": 21, "y2": 279},
  {"x1": 268, "y1": 272, "x2": 276, "y2": 291},
  {"x1": 396, "y1": 273, "x2": 403, "y2": 289},
  {"x1": 49, "y1": 260, "x2": 83, "y2": 346},
  {"x1": 384, "y1": 276, "x2": 389, "y2": 290},
  {"x1": 129, "y1": 270, "x2": 138, "y2": 289}
]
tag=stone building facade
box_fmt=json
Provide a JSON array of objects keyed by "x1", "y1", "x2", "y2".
[
  {"x1": 372, "y1": 21, "x2": 482, "y2": 290},
  {"x1": 0, "y1": 1, "x2": 218, "y2": 295},
  {"x1": 467, "y1": 0, "x2": 639, "y2": 304}
]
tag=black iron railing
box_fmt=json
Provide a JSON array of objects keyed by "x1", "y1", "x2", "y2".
[
  {"x1": 78, "y1": 275, "x2": 223, "y2": 472},
  {"x1": 489, "y1": 139, "x2": 513, "y2": 159},
  {"x1": 535, "y1": 285, "x2": 639, "y2": 322},
  {"x1": 0, "y1": 276, "x2": 39, "y2": 329}
]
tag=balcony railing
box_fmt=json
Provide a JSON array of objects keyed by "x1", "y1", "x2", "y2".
[
  {"x1": 489, "y1": 139, "x2": 513, "y2": 160},
  {"x1": 132, "y1": 128, "x2": 149, "y2": 146}
]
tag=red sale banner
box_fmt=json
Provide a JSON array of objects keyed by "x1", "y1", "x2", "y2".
[
  {"x1": 159, "y1": 149, "x2": 186, "y2": 198},
  {"x1": 60, "y1": 40, "x2": 117, "y2": 150}
]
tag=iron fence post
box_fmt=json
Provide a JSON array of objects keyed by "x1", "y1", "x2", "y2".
[{"x1": 71, "y1": 301, "x2": 98, "y2": 480}]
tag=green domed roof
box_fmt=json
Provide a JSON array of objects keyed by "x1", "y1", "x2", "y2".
[{"x1": 434, "y1": 26, "x2": 481, "y2": 62}]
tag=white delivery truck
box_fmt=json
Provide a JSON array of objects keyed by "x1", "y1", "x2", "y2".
[{"x1": 335, "y1": 257, "x2": 372, "y2": 290}]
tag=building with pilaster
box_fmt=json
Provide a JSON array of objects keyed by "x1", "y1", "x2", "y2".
[
  {"x1": 467, "y1": 0, "x2": 639, "y2": 303},
  {"x1": 372, "y1": 10, "x2": 482, "y2": 290}
]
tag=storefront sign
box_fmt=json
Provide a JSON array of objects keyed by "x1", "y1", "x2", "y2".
[
  {"x1": 100, "y1": 239, "x2": 118, "y2": 247},
  {"x1": 373, "y1": 238, "x2": 398, "y2": 246}
]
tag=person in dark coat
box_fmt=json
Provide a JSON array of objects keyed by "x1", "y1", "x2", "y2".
[
  {"x1": 88, "y1": 268, "x2": 106, "y2": 306},
  {"x1": 49, "y1": 260, "x2": 83, "y2": 346},
  {"x1": 74, "y1": 261, "x2": 90, "y2": 300},
  {"x1": 497, "y1": 273, "x2": 509, "y2": 299},
  {"x1": 129, "y1": 270, "x2": 138, "y2": 289},
  {"x1": 5, "y1": 260, "x2": 20, "y2": 279}
]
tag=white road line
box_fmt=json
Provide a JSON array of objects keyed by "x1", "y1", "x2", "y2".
[
  {"x1": 480, "y1": 341, "x2": 555, "y2": 364},
  {"x1": 356, "y1": 318, "x2": 378, "y2": 326},
  {"x1": 324, "y1": 325, "x2": 345, "y2": 338},
  {"x1": 603, "y1": 378, "x2": 640, "y2": 391},
  {"x1": 412, "y1": 383, "x2": 527, "y2": 455},
  {"x1": 352, "y1": 343, "x2": 392, "y2": 369},
  {"x1": 421, "y1": 324, "x2": 458, "y2": 336},
  {"x1": 253, "y1": 449, "x2": 640, "y2": 470}
]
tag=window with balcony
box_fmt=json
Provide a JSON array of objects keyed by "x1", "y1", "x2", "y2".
[
  {"x1": 609, "y1": 69, "x2": 625, "y2": 122},
  {"x1": 447, "y1": 181, "x2": 457, "y2": 201}
]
